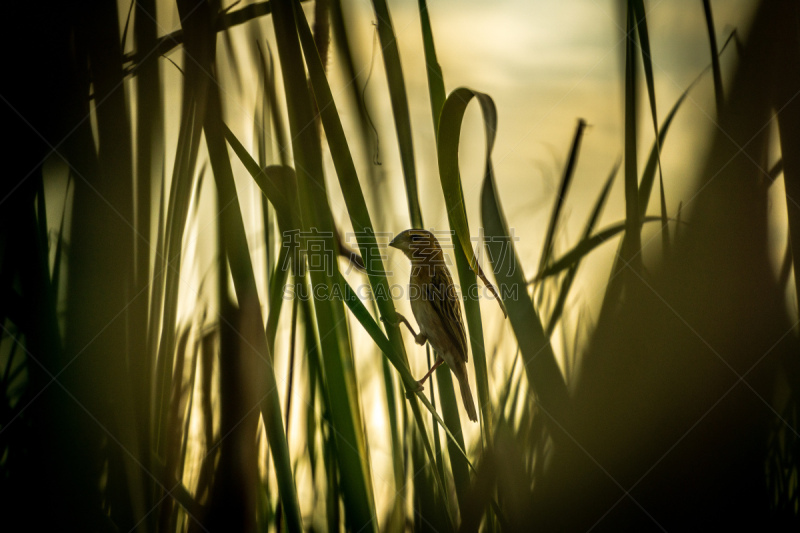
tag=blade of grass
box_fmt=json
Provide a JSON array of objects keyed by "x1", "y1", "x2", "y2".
[
  {"x1": 637, "y1": 28, "x2": 737, "y2": 225},
  {"x1": 435, "y1": 361, "x2": 469, "y2": 507},
  {"x1": 600, "y1": 0, "x2": 643, "y2": 315},
  {"x1": 299, "y1": 270, "x2": 345, "y2": 532},
  {"x1": 658, "y1": 170, "x2": 670, "y2": 254},
  {"x1": 674, "y1": 201, "x2": 684, "y2": 244},
  {"x1": 152, "y1": 55, "x2": 207, "y2": 468},
  {"x1": 538, "y1": 119, "x2": 587, "y2": 278},
  {"x1": 251, "y1": 37, "x2": 276, "y2": 299},
  {"x1": 418, "y1": 0, "x2": 445, "y2": 136},
  {"x1": 495, "y1": 350, "x2": 519, "y2": 422},
  {"x1": 257, "y1": 41, "x2": 290, "y2": 167},
  {"x1": 272, "y1": 1, "x2": 377, "y2": 528},
  {"x1": 329, "y1": 0, "x2": 378, "y2": 173},
  {"x1": 481, "y1": 169, "x2": 571, "y2": 442},
  {"x1": 253, "y1": 36, "x2": 272, "y2": 168},
  {"x1": 620, "y1": 0, "x2": 642, "y2": 274},
  {"x1": 158, "y1": 326, "x2": 191, "y2": 531},
  {"x1": 265, "y1": 244, "x2": 291, "y2": 354},
  {"x1": 636, "y1": 85, "x2": 687, "y2": 223},
  {"x1": 411, "y1": 427, "x2": 452, "y2": 532},
  {"x1": 50, "y1": 176, "x2": 71, "y2": 293},
  {"x1": 767, "y1": 159, "x2": 784, "y2": 186},
  {"x1": 427, "y1": 347, "x2": 447, "y2": 516},
  {"x1": 35, "y1": 183, "x2": 47, "y2": 276},
  {"x1": 381, "y1": 351, "x2": 406, "y2": 526},
  {"x1": 133, "y1": 2, "x2": 163, "y2": 472},
  {"x1": 371, "y1": 0, "x2": 423, "y2": 229},
  {"x1": 284, "y1": 293, "x2": 299, "y2": 434},
  {"x1": 536, "y1": 118, "x2": 588, "y2": 332},
  {"x1": 195, "y1": 328, "x2": 217, "y2": 502},
  {"x1": 535, "y1": 217, "x2": 667, "y2": 282},
  {"x1": 177, "y1": 326, "x2": 201, "y2": 483},
  {"x1": 702, "y1": 0, "x2": 724, "y2": 114},
  {"x1": 630, "y1": 0, "x2": 664, "y2": 215},
  {"x1": 544, "y1": 160, "x2": 619, "y2": 335},
  {"x1": 632, "y1": 0, "x2": 672, "y2": 263}
]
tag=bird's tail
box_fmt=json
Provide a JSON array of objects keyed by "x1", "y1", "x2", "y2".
[{"x1": 457, "y1": 374, "x2": 478, "y2": 422}]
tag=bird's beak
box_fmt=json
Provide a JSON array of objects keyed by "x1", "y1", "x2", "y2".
[{"x1": 389, "y1": 234, "x2": 401, "y2": 249}]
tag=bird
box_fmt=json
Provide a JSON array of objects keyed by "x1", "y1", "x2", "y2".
[{"x1": 383, "y1": 229, "x2": 478, "y2": 422}]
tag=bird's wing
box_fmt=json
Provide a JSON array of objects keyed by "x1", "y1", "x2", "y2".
[{"x1": 427, "y1": 265, "x2": 469, "y2": 363}]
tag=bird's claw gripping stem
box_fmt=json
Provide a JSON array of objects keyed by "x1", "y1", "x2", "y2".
[
  {"x1": 381, "y1": 313, "x2": 423, "y2": 341},
  {"x1": 405, "y1": 381, "x2": 425, "y2": 399}
]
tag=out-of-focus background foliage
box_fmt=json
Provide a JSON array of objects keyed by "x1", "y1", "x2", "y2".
[{"x1": 2, "y1": 0, "x2": 800, "y2": 530}]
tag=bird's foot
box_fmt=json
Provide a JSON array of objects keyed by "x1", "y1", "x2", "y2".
[
  {"x1": 405, "y1": 382, "x2": 424, "y2": 399},
  {"x1": 381, "y1": 313, "x2": 421, "y2": 338},
  {"x1": 416, "y1": 359, "x2": 443, "y2": 387}
]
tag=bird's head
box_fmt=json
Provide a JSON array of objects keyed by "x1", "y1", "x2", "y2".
[{"x1": 389, "y1": 229, "x2": 445, "y2": 262}]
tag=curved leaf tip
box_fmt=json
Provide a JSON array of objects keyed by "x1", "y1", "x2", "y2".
[{"x1": 437, "y1": 87, "x2": 508, "y2": 318}]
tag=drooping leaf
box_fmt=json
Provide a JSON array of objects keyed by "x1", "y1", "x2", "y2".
[
  {"x1": 481, "y1": 166, "x2": 571, "y2": 442},
  {"x1": 437, "y1": 88, "x2": 506, "y2": 318}
]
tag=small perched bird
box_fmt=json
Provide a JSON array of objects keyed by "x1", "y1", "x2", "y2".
[{"x1": 384, "y1": 229, "x2": 478, "y2": 422}]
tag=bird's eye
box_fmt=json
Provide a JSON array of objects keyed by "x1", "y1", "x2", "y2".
[{"x1": 410, "y1": 234, "x2": 420, "y2": 242}]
